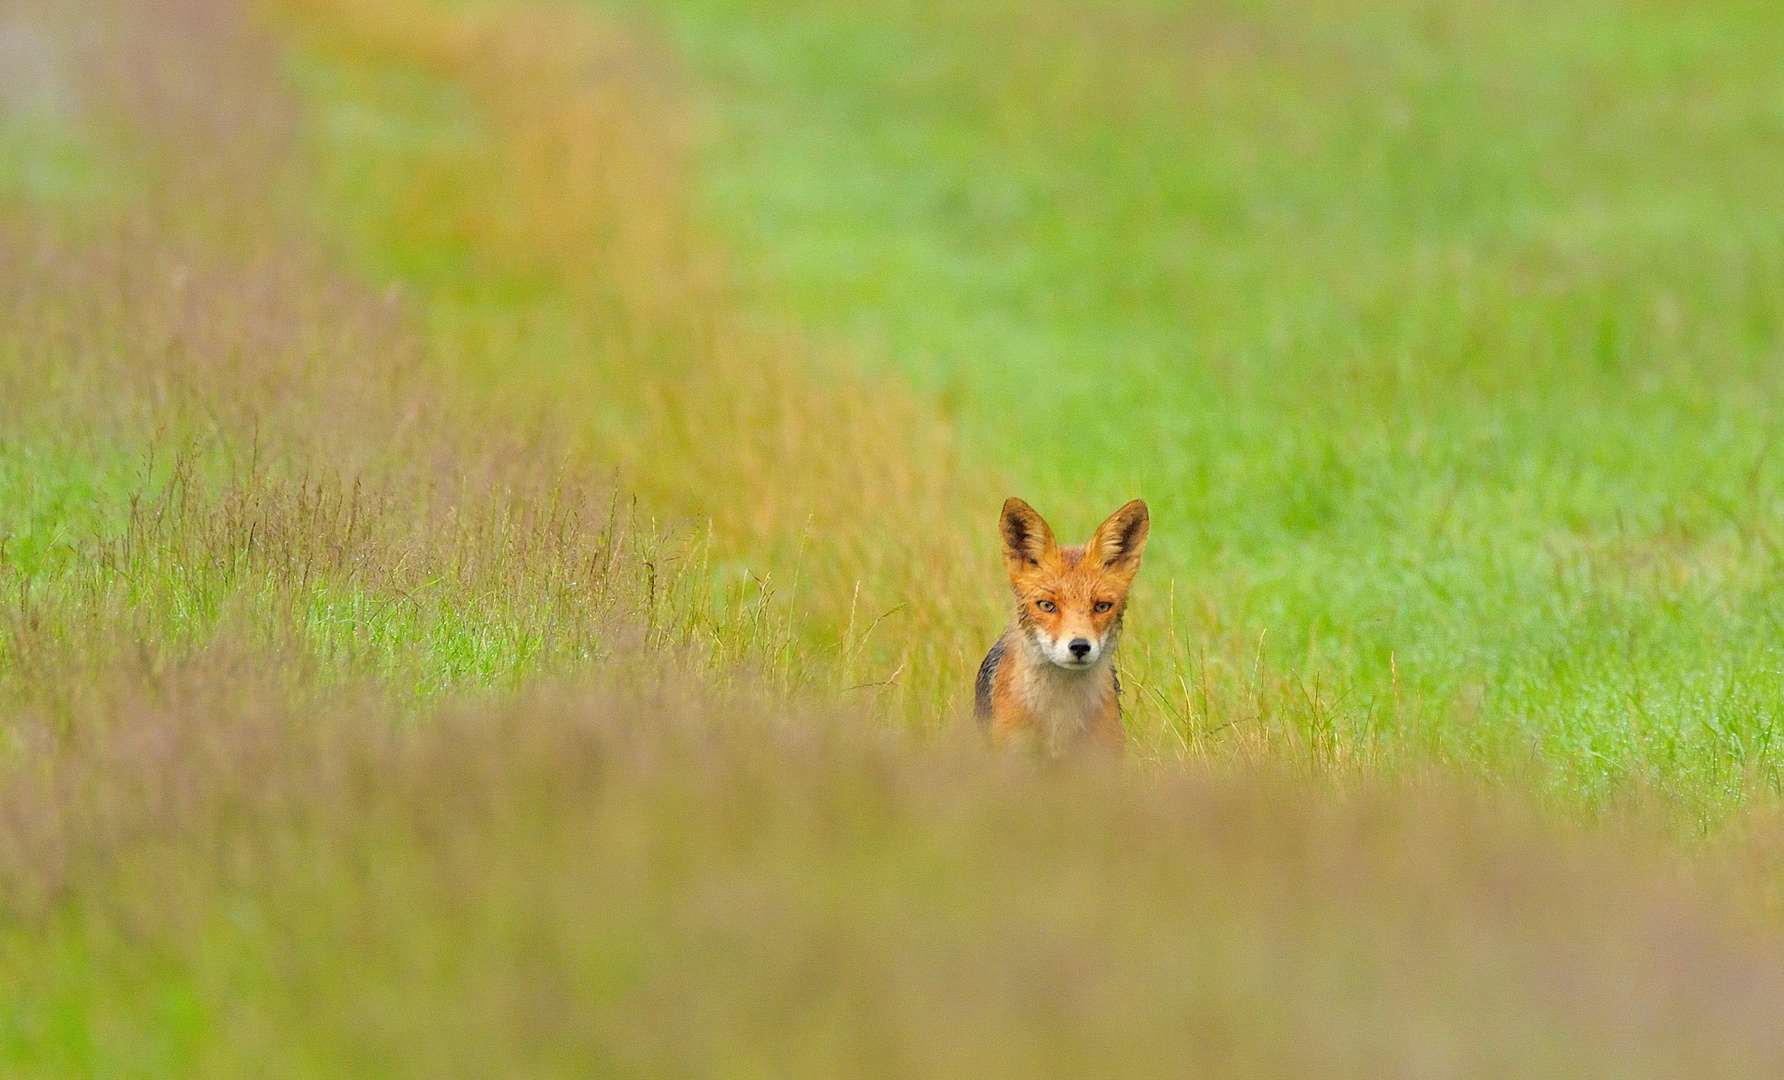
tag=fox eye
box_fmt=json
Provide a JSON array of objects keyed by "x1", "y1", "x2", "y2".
[
  {"x1": 1037, "y1": 600, "x2": 1057, "y2": 613},
  {"x1": 1094, "y1": 601, "x2": 1113, "y2": 613}
]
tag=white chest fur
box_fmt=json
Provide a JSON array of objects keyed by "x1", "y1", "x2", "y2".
[{"x1": 1016, "y1": 632, "x2": 1116, "y2": 756}]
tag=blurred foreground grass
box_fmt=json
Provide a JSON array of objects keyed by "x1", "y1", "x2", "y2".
[
  {"x1": 6, "y1": 0, "x2": 1784, "y2": 1073},
  {"x1": 10, "y1": 661, "x2": 1784, "y2": 1078}
]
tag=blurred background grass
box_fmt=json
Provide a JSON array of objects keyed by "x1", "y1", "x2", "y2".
[
  {"x1": 267, "y1": 0, "x2": 1784, "y2": 802},
  {"x1": 8, "y1": 0, "x2": 1784, "y2": 1073},
  {"x1": 606, "y1": 0, "x2": 1784, "y2": 801}
]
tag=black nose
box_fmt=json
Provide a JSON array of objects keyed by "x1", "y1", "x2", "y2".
[{"x1": 1069, "y1": 638, "x2": 1092, "y2": 658}]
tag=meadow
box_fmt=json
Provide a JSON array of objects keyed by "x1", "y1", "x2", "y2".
[
  {"x1": 6, "y1": 0, "x2": 1784, "y2": 1074},
  {"x1": 632, "y1": 0, "x2": 1784, "y2": 803}
]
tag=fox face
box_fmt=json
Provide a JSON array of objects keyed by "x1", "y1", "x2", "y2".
[{"x1": 1000, "y1": 497, "x2": 1149, "y2": 671}]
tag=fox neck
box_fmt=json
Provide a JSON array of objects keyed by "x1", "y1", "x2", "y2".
[{"x1": 1013, "y1": 625, "x2": 1119, "y2": 753}]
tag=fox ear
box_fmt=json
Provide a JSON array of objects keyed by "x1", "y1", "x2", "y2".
[
  {"x1": 1000, "y1": 497, "x2": 1060, "y2": 578},
  {"x1": 1087, "y1": 499, "x2": 1149, "y2": 576}
]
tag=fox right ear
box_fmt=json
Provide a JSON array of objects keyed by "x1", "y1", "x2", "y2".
[
  {"x1": 1086, "y1": 499, "x2": 1149, "y2": 578},
  {"x1": 1000, "y1": 497, "x2": 1060, "y2": 578}
]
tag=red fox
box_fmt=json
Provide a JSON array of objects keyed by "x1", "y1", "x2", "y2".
[{"x1": 976, "y1": 497, "x2": 1150, "y2": 756}]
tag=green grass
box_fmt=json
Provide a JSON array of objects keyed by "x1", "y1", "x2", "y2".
[{"x1": 597, "y1": 0, "x2": 1784, "y2": 803}]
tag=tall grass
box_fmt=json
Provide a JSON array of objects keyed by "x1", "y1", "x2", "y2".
[
  {"x1": 276, "y1": 0, "x2": 1008, "y2": 718},
  {"x1": 0, "y1": 194, "x2": 779, "y2": 705},
  {"x1": 8, "y1": 0, "x2": 1784, "y2": 1072},
  {"x1": 7, "y1": 658, "x2": 1784, "y2": 1077},
  {"x1": 0, "y1": 0, "x2": 811, "y2": 705}
]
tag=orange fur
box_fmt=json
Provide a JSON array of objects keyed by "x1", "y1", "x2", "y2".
[{"x1": 975, "y1": 498, "x2": 1149, "y2": 757}]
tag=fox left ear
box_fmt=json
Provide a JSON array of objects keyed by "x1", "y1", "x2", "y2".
[
  {"x1": 1087, "y1": 500, "x2": 1149, "y2": 576},
  {"x1": 1000, "y1": 497, "x2": 1061, "y2": 579}
]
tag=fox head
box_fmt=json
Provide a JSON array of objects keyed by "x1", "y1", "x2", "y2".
[{"x1": 1000, "y1": 497, "x2": 1150, "y2": 671}]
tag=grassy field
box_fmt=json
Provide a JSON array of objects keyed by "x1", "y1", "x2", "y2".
[
  {"x1": 619, "y1": 0, "x2": 1784, "y2": 803},
  {"x1": 8, "y1": 0, "x2": 1784, "y2": 1073}
]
